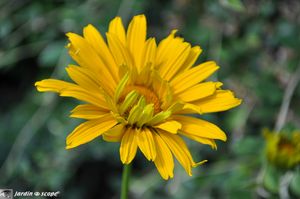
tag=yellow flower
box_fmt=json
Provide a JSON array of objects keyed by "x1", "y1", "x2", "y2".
[
  {"x1": 35, "y1": 15, "x2": 241, "y2": 179},
  {"x1": 263, "y1": 129, "x2": 300, "y2": 170}
]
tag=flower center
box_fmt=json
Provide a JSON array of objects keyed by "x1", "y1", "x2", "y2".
[
  {"x1": 121, "y1": 85, "x2": 161, "y2": 114},
  {"x1": 278, "y1": 139, "x2": 295, "y2": 155}
]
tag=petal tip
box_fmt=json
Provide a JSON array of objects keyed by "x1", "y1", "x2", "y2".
[
  {"x1": 134, "y1": 14, "x2": 146, "y2": 18},
  {"x1": 65, "y1": 145, "x2": 74, "y2": 150},
  {"x1": 65, "y1": 32, "x2": 73, "y2": 38},
  {"x1": 193, "y1": 160, "x2": 208, "y2": 167},
  {"x1": 237, "y1": 98, "x2": 243, "y2": 105}
]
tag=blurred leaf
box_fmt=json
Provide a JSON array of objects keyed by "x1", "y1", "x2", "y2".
[
  {"x1": 220, "y1": 0, "x2": 245, "y2": 12},
  {"x1": 263, "y1": 165, "x2": 281, "y2": 194},
  {"x1": 232, "y1": 137, "x2": 263, "y2": 156},
  {"x1": 38, "y1": 41, "x2": 65, "y2": 67},
  {"x1": 225, "y1": 106, "x2": 248, "y2": 131},
  {"x1": 290, "y1": 170, "x2": 300, "y2": 197},
  {"x1": 0, "y1": 19, "x2": 13, "y2": 38}
]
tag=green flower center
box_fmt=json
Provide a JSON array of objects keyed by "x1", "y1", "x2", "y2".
[{"x1": 120, "y1": 85, "x2": 161, "y2": 114}]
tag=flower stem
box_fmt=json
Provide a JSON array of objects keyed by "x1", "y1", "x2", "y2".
[{"x1": 121, "y1": 163, "x2": 131, "y2": 199}]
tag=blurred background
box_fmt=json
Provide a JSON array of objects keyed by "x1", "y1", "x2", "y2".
[{"x1": 0, "y1": 0, "x2": 300, "y2": 198}]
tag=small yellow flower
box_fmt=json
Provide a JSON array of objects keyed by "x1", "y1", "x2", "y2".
[
  {"x1": 263, "y1": 129, "x2": 300, "y2": 170},
  {"x1": 35, "y1": 15, "x2": 241, "y2": 179}
]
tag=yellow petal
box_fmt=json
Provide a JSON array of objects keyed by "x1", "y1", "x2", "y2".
[
  {"x1": 99, "y1": 86, "x2": 119, "y2": 114},
  {"x1": 186, "y1": 90, "x2": 242, "y2": 114},
  {"x1": 35, "y1": 79, "x2": 72, "y2": 92},
  {"x1": 179, "y1": 132, "x2": 217, "y2": 149},
  {"x1": 35, "y1": 79, "x2": 108, "y2": 109},
  {"x1": 66, "y1": 33, "x2": 116, "y2": 94},
  {"x1": 70, "y1": 104, "x2": 109, "y2": 119},
  {"x1": 155, "y1": 120, "x2": 182, "y2": 134},
  {"x1": 134, "y1": 38, "x2": 158, "y2": 83},
  {"x1": 66, "y1": 114, "x2": 117, "y2": 149},
  {"x1": 158, "y1": 130, "x2": 195, "y2": 176},
  {"x1": 178, "y1": 45, "x2": 202, "y2": 72},
  {"x1": 171, "y1": 61, "x2": 219, "y2": 94},
  {"x1": 120, "y1": 128, "x2": 138, "y2": 164},
  {"x1": 106, "y1": 32, "x2": 134, "y2": 69},
  {"x1": 135, "y1": 63, "x2": 153, "y2": 89},
  {"x1": 159, "y1": 42, "x2": 191, "y2": 81},
  {"x1": 150, "y1": 71, "x2": 173, "y2": 109},
  {"x1": 173, "y1": 115, "x2": 227, "y2": 141},
  {"x1": 176, "y1": 82, "x2": 222, "y2": 102},
  {"x1": 108, "y1": 16, "x2": 126, "y2": 45},
  {"x1": 166, "y1": 102, "x2": 184, "y2": 114},
  {"x1": 140, "y1": 38, "x2": 157, "y2": 70},
  {"x1": 127, "y1": 15, "x2": 147, "y2": 70},
  {"x1": 66, "y1": 65, "x2": 101, "y2": 91},
  {"x1": 180, "y1": 103, "x2": 204, "y2": 114},
  {"x1": 83, "y1": 24, "x2": 119, "y2": 81},
  {"x1": 137, "y1": 128, "x2": 156, "y2": 161},
  {"x1": 153, "y1": 132, "x2": 174, "y2": 180},
  {"x1": 156, "y1": 30, "x2": 178, "y2": 67},
  {"x1": 103, "y1": 124, "x2": 125, "y2": 142}
]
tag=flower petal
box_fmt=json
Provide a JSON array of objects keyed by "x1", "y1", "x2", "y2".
[
  {"x1": 83, "y1": 24, "x2": 119, "y2": 81},
  {"x1": 178, "y1": 45, "x2": 202, "y2": 72},
  {"x1": 137, "y1": 128, "x2": 156, "y2": 161},
  {"x1": 150, "y1": 71, "x2": 173, "y2": 109},
  {"x1": 175, "y1": 82, "x2": 222, "y2": 102},
  {"x1": 120, "y1": 128, "x2": 138, "y2": 164},
  {"x1": 159, "y1": 42, "x2": 191, "y2": 81},
  {"x1": 66, "y1": 114, "x2": 117, "y2": 149},
  {"x1": 183, "y1": 90, "x2": 242, "y2": 114},
  {"x1": 153, "y1": 132, "x2": 174, "y2": 180},
  {"x1": 140, "y1": 38, "x2": 157, "y2": 70},
  {"x1": 106, "y1": 32, "x2": 134, "y2": 69},
  {"x1": 66, "y1": 33, "x2": 116, "y2": 94},
  {"x1": 108, "y1": 16, "x2": 126, "y2": 45},
  {"x1": 155, "y1": 120, "x2": 182, "y2": 134},
  {"x1": 70, "y1": 104, "x2": 109, "y2": 119},
  {"x1": 103, "y1": 124, "x2": 125, "y2": 142},
  {"x1": 171, "y1": 61, "x2": 219, "y2": 94},
  {"x1": 127, "y1": 15, "x2": 147, "y2": 70},
  {"x1": 157, "y1": 30, "x2": 191, "y2": 81},
  {"x1": 66, "y1": 65, "x2": 101, "y2": 91},
  {"x1": 35, "y1": 79, "x2": 108, "y2": 109},
  {"x1": 158, "y1": 130, "x2": 195, "y2": 176},
  {"x1": 179, "y1": 132, "x2": 217, "y2": 149},
  {"x1": 173, "y1": 115, "x2": 227, "y2": 141},
  {"x1": 156, "y1": 30, "x2": 178, "y2": 67}
]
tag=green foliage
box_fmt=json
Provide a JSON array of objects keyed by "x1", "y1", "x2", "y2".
[
  {"x1": 263, "y1": 165, "x2": 281, "y2": 194},
  {"x1": 290, "y1": 170, "x2": 300, "y2": 197}
]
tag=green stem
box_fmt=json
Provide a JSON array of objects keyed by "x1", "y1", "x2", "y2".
[{"x1": 121, "y1": 163, "x2": 131, "y2": 199}]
